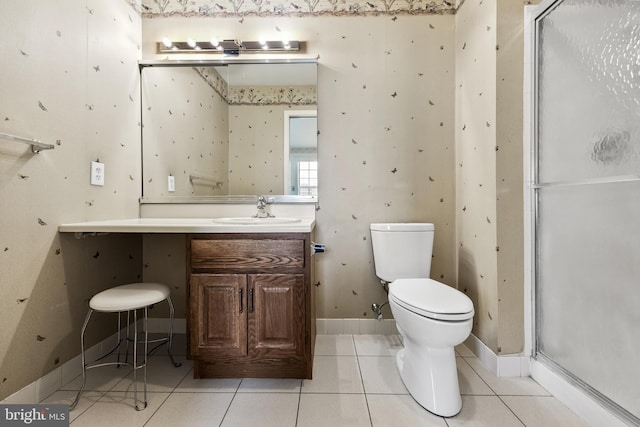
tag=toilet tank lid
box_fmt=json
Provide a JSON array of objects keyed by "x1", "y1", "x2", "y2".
[{"x1": 370, "y1": 223, "x2": 434, "y2": 232}]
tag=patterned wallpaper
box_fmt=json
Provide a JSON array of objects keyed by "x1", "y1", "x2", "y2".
[
  {"x1": 196, "y1": 66, "x2": 316, "y2": 105},
  {"x1": 142, "y1": 66, "x2": 230, "y2": 198},
  {"x1": 455, "y1": 0, "x2": 499, "y2": 352},
  {"x1": 0, "y1": 0, "x2": 143, "y2": 401},
  {"x1": 194, "y1": 66, "x2": 229, "y2": 100},
  {"x1": 228, "y1": 86, "x2": 316, "y2": 105},
  {"x1": 142, "y1": 14, "x2": 458, "y2": 321},
  {"x1": 454, "y1": 0, "x2": 534, "y2": 354},
  {"x1": 228, "y1": 104, "x2": 314, "y2": 194},
  {"x1": 141, "y1": 0, "x2": 457, "y2": 17}
]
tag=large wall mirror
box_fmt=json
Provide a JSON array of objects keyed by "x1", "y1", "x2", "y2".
[{"x1": 139, "y1": 59, "x2": 317, "y2": 203}]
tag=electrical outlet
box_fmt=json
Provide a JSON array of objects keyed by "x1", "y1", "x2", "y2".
[
  {"x1": 90, "y1": 161, "x2": 105, "y2": 186},
  {"x1": 168, "y1": 175, "x2": 175, "y2": 192}
]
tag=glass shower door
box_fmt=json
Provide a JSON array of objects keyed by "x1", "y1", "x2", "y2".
[{"x1": 535, "y1": 0, "x2": 640, "y2": 422}]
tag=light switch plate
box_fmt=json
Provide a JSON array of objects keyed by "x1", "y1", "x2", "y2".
[
  {"x1": 91, "y1": 161, "x2": 105, "y2": 186},
  {"x1": 168, "y1": 175, "x2": 175, "y2": 192}
]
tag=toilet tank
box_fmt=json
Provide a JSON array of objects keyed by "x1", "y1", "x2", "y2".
[{"x1": 370, "y1": 223, "x2": 435, "y2": 282}]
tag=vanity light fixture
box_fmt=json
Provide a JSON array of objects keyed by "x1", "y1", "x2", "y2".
[{"x1": 157, "y1": 39, "x2": 301, "y2": 54}]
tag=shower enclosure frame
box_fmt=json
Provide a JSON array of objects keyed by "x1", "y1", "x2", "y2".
[{"x1": 525, "y1": 1, "x2": 640, "y2": 426}]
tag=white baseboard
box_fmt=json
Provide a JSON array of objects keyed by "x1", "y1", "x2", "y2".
[
  {"x1": 315, "y1": 318, "x2": 398, "y2": 335},
  {"x1": 145, "y1": 317, "x2": 186, "y2": 334},
  {"x1": 463, "y1": 333, "x2": 531, "y2": 378},
  {"x1": 530, "y1": 360, "x2": 631, "y2": 427}
]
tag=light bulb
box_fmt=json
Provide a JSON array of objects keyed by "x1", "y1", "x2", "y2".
[{"x1": 187, "y1": 38, "x2": 197, "y2": 48}]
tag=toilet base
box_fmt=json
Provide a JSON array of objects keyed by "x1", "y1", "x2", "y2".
[{"x1": 396, "y1": 345, "x2": 462, "y2": 417}]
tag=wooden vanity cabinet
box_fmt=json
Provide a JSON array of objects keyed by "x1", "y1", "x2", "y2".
[{"x1": 187, "y1": 233, "x2": 314, "y2": 379}]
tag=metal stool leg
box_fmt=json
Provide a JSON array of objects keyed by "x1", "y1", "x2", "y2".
[
  {"x1": 132, "y1": 307, "x2": 148, "y2": 411},
  {"x1": 70, "y1": 309, "x2": 93, "y2": 411},
  {"x1": 143, "y1": 297, "x2": 181, "y2": 368},
  {"x1": 166, "y1": 296, "x2": 181, "y2": 367},
  {"x1": 124, "y1": 311, "x2": 131, "y2": 365}
]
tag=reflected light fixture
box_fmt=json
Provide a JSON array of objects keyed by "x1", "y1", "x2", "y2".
[{"x1": 157, "y1": 39, "x2": 301, "y2": 54}]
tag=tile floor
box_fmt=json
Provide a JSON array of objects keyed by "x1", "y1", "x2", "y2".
[{"x1": 42, "y1": 334, "x2": 589, "y2": 427}]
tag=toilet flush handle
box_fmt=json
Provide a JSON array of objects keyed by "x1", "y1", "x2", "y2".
[{"x1": 311, "y1": 242, "x2": 325, "y2": 254}]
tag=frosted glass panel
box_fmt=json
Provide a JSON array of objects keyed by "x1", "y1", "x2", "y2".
[
  {"x1": 537, "y1": 183, "x2": 640, "y2": 418},
  {"x1": 537, "y1": 0, "x2": 640, "y2": 184},
  {"x1": 536, "y1": 0, "x2": 640, "y2": 421}
]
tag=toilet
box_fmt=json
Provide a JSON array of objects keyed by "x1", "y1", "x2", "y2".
[{"x1": 370, "y1": 223, "x2": 474, "y2": 417}]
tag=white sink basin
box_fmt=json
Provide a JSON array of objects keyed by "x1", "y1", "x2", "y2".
[{"x1": 212, "y1": 217, "x2": 302, "y2": 225}]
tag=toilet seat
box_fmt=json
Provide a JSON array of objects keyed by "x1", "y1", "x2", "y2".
[{"x1": 390, "y1": 278, "x2": 474, "y2": 321}]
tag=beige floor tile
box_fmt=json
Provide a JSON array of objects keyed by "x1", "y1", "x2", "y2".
[
  {"x1": 297, "y1": 393, "x2": 371, "y2": 427},
  {"x1": 220, "y1": 393, "x2": 299, "y2": 427},
  {"x1": 367, "y1": 394, "x2": 447, "y2": 427},
  {"x1": 70, "y1": 391, "x2": 169, "y2": 427},
  {"x1": 446, "y1": 395, "x2": 524, "y2": 427},
  {"x1": 464, "y1": 358, "x2": 550, "y2": 396},
  {"x1": 456, "y1": 344, "x2": 476, "y2": 358},
  {"x1": 174, "y1": 370, "x2": 241, "y2": 392},
  {"x1": 237, "y1": 378, "x2": 302, "y2": 393},
  {"x1": 41, "y1": 390, "x2": 103, "y2": 422},
  {"x1": 457, "y1": 357, "x2": 494, "y2": 396},
  {"x1": 301, "y1": 356, "x2": 364, "y2": 394},
  {"x1": 36, "y1": 334, "x2": 605, "y2": 427},
  {"x1": 353, "y1": 335, "x2": 403, "y2": 356},
  {"x1": 314, "y1": 335, "x2": 356, "y2": 356},
  {"x1": 145, "y1": 392, "x2": 234, "y2": 427},
  {"x1": 358, "y1": 356, "x2": 408, "y2": 394},
  {"x1": 501, "y1": 396, "x2": 589, "y2": 427}
]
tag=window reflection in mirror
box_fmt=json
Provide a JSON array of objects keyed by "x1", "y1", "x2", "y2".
[
  {"x1": 284, "y1": 111, "x2": 317, "y2": 196},
  {"x1": 140, "y1": 60, "x2": 317, "y2": 202}
]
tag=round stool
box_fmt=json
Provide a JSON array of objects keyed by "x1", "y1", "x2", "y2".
[{"x1": 70, "y1": 282, "x2": 181, "y2": 411}]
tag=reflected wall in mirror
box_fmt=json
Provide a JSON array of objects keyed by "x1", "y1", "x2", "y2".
[{"x1": 140, "y1": 60, "x2": 317, "y2": 202}]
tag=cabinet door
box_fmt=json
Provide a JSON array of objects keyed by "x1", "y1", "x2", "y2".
[
  {"x1": 248, "y1": 274, "x2": 305, "y2": 357},
  {"x1": 190, "y1": 274, "x2": 247, "y2": 357}
]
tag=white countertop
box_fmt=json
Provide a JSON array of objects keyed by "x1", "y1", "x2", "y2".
[{"x1": 58, "y1": 217, "x2": 315, "y2": 234}]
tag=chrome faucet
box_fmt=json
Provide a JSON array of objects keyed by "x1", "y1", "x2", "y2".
[{"x1": 254, "y1": 195, "x2": 274, "y2": 218}]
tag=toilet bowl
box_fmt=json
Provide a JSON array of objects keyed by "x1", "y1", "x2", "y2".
[
  {"x1": 389, "y1": 278, "x2": 473, "y2": 417},
  {"x1": 370, "y1": 223, "x2": 475, "y2": 417}
]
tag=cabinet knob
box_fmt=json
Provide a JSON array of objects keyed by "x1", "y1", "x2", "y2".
[{"x1": 239, "y1": 288, "x2": 244, "y2": 313}]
